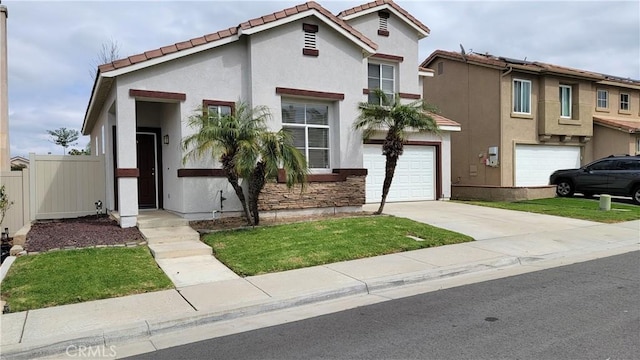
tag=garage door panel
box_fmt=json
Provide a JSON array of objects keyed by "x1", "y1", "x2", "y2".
[
  {"x1": 364, "y1": 145, "x2": 435, "y2": 203},
  {"x1": 515, "y1": 145, "x2": 580, "y2": 186}
]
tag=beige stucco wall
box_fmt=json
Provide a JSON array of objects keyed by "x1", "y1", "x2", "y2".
[
  {"x1": 424, "y1": 59, "x2": 501, "y2": 186},
  {"x1": 592, "y1": 125, "x2": 637, "y2": 159},
  {"x1": 500, "y1": 73, "x2": 540, "y2": 186},
  {"x1": 537, "y1": 76, "x2": 593, "y2": 137},
  {"x1": 594, "y1": 84, "x2": 640, "y2": 117}
]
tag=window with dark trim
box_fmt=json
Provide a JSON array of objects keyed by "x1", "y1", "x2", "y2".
[
  {"x1": 368, "y1": 63, "x2": 395, "y2": 104},
  {"x1": 282, "y1": 101, "x2": 330, "y2": 169},
  {"x1": 203, "y1": 99, "x2": 234, "y2": 120},
  {"x1": 303, "y1": 23, "x2": 319, "y2": 56}
]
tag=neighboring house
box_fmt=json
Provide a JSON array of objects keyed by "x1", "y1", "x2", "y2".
[
  {"x1": 421, "y1": 50, "x2": 640, "y2": 197},
  {"x1": 10, "y1": 156, "x2": 28, "y2": 170},
  {"x1": 82, "y1": 0, "x2": 460, "y2": 228}
]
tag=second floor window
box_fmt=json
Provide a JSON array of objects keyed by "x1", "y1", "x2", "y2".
[
  {"x1": 620, "y1": 93, "x2": 630, "y2": 111},
  {"x1": 559, "y1": 85, "x2": 572, "y2": 118},
  {"x1": 368, "y1": 63, "x2": 394, "y2": 104},
  {"x1": 513, "y1": 79, "x2": 531, "y2": 114},
  {"x1": 597, "y1": 89, "x2": 608, "y2": 108}
]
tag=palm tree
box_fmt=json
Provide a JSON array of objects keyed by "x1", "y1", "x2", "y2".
[
  {"x1": 355, "y1": 89, "x2": 439, "y2": 215},
  {"x1": 183, "y1": 102, "x2": 269, "y2": 225},
  {"x1": 183, "y1": 101, "x2": 307, "y2": 226},
  {"x1": 237, "y1": 130, "x2": 307, "y2": 225}
]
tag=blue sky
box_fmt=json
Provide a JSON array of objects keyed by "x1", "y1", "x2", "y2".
[{"x1": 4, "y1": 0, "x2": 640, "y2": 157}]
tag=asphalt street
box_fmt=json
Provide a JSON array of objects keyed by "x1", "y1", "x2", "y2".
[{"x1": 127, "y1": 251, "x2": 640, "y2": 360}]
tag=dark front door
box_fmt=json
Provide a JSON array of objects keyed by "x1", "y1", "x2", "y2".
[{"x1": 137, "y1": 133, "x2": 157, "y2": 209}]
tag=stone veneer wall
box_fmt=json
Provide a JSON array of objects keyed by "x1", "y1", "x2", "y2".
[{"x1": 258, "y1": 175, "x2": 365, "y2": 211}]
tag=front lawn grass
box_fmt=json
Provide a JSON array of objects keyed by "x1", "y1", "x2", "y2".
[
  {"x1": 462, "y1": 197, "x2": 640, "y2": 223},
  {"x1": 1, "y1": 247, "x2": 173, "y2": 312},
  {"x1": 202, "y1": 216, "x2": 473, "y2": 276}
]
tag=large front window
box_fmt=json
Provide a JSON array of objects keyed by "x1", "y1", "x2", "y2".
[
  {"x1": 368, "y1": 63, "x2": 394, "y2": 104},
  {"x1": 559, "y1": 85, "x2": 572, "y2": 118},
  {"x1": 282, "y1": 102, "x2": 330, "y2": 169},
  {"x1": 513, "y1": 79, "x2": 531, "y2": 114}
]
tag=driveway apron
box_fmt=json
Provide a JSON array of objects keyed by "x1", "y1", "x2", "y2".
[{"x1": 365, "y1": 201, "x2": 598, "y2": 240}]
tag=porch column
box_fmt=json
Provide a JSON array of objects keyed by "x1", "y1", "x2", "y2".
[{"x1": 115, "y1": 89, "x2": 138, "y2": 228}]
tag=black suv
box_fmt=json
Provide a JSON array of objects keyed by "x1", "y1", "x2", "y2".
[{"x1": 549, "y1": 155, "x2": 640, "y2": 204}]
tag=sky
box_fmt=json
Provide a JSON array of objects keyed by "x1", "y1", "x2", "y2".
[{"x1": 3, "y1": 0, "x2": 640, "y2": 158}]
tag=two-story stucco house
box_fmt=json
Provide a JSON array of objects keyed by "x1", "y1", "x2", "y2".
[
  {"x1": 82, "y1": 0, "x2": 460, "y2": 227},
  {"x1": 421, "y1": 50, "x2": 639, "y2": 200}
]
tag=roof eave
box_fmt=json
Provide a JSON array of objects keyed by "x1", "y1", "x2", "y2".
[
  {"x1": 239, "y1": 9, "x2": 377, "y2": 54},
  {"x1": 340, "y1": 3, "x2": 429, "y2": 39},
  {"x1": 439, "y1": 125, "x2": 462, "y2": 132},
  {"x1": 593, "y1": 118, "x2": 640, "y2": 134},
  {"x1": 597, "y1": 79, "x2": 640, "y2": 90},
  {"x1": 82, "y1": 73, "x2": 103, "y2": 135}
]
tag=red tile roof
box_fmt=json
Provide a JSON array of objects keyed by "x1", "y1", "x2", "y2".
[
  {"x1": 430, "y1": 113, "x2": 461, "y2": 128},
  {"x1": 593, "y1": 116, "x2": 640, "y2": 133},
  {"x1": 422, "y1": 49, "x2": 640, "y2": 86},
  {"x1": 338, "y1": 0, "x2": 430, "y2": 34},
  {"x1": 98, "y1": 1, "x2": 377, "y2": 74}
]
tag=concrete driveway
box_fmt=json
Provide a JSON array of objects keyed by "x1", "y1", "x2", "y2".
[{"x1": 364, "y1": 201, "x2": 598, "y2": 240}]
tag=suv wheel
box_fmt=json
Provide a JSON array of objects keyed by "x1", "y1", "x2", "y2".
[
  {"x1": 633, "y1": 186, "x2": 640, "y2": 205},
  {"x1": 556, "y1": 180, "x2": 574, "y2": 197}
]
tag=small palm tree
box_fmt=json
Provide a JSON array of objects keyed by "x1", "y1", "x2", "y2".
[
  {"x1": 183, "y1": 102, "x2": 269, "y2": 225},
  {"x1": 237, "y1": 130, "x2": 307, "y2": 225},
  {"x1": 183, "y1": 101, "x2": 307, "y2": 226},
  {"x1": 355, "y1": 89, "x2": 439, "y2": 215}
]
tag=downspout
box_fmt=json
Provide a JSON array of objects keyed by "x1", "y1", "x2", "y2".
[{"x1": 501, "y1": 65, "x2": 513, "y2": 78}]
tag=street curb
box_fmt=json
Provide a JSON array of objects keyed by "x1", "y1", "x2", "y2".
[{"x1": 1, "y1": 244, "x2": 637, "y2": 360}]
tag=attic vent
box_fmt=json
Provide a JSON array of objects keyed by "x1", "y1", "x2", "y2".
[
  {"x1": 437, "y1": 62, "x2": 444, "y2": 75},
  {"x1": 302, "y1": 23, "x2": 319, "y2": 56},
  {"x1": 378, "y1": 11, "x2": 390, "y2": 36}
]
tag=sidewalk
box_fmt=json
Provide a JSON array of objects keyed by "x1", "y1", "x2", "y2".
[{"x1": 1, "y1": 207, "x2": 638, "y2": 359}]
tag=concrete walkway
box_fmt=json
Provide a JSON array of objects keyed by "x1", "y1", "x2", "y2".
[
  {"x1": 1, "y1": 203, "x2": 638, "y2": 359},
  {"x1": 136, "y1": 211, "x2": 238, "y2": 288}
]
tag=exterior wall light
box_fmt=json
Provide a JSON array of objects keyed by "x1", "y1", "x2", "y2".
[{"x1": 163, "y1": 135, "x2": 169, "y2": 145}]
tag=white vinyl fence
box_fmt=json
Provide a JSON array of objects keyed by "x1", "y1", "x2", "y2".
[
  {"x1": 0, "y1": 169, "x2": 29, "y2": 236},
  {"x1": 0, "y1": 154, "x2": 106, "y2": 235}
]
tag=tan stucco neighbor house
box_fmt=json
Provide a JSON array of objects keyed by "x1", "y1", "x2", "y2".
[
  {"x1": 421, "y1": 50, "x2": 640, "y2": 200},
  {"x1": 82, "y1": 0, "x2": 461, "y2": 228}
]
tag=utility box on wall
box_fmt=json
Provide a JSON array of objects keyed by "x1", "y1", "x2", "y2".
[{"x1": 487, "y1": 146, "x2": 499, "y2": 167}]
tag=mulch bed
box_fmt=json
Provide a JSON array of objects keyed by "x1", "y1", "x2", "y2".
[
  {"x1": 23, "y1": 212, "x2": 374, "y2": 253},
  {"x1": 25, "y1": 215, "x2": 145, "y2": 253}
]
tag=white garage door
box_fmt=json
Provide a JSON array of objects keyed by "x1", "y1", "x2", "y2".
[
  {"x1": 363, "y1": 145, "x2": 436, "y2": 203},
  {"x1": 515, "y1": 145, "x2": 581, "y2": 186}
]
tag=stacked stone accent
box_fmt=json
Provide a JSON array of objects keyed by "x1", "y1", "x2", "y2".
[{"x1": 259, "y1": 175, "x2": 365, "y2": 211}]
